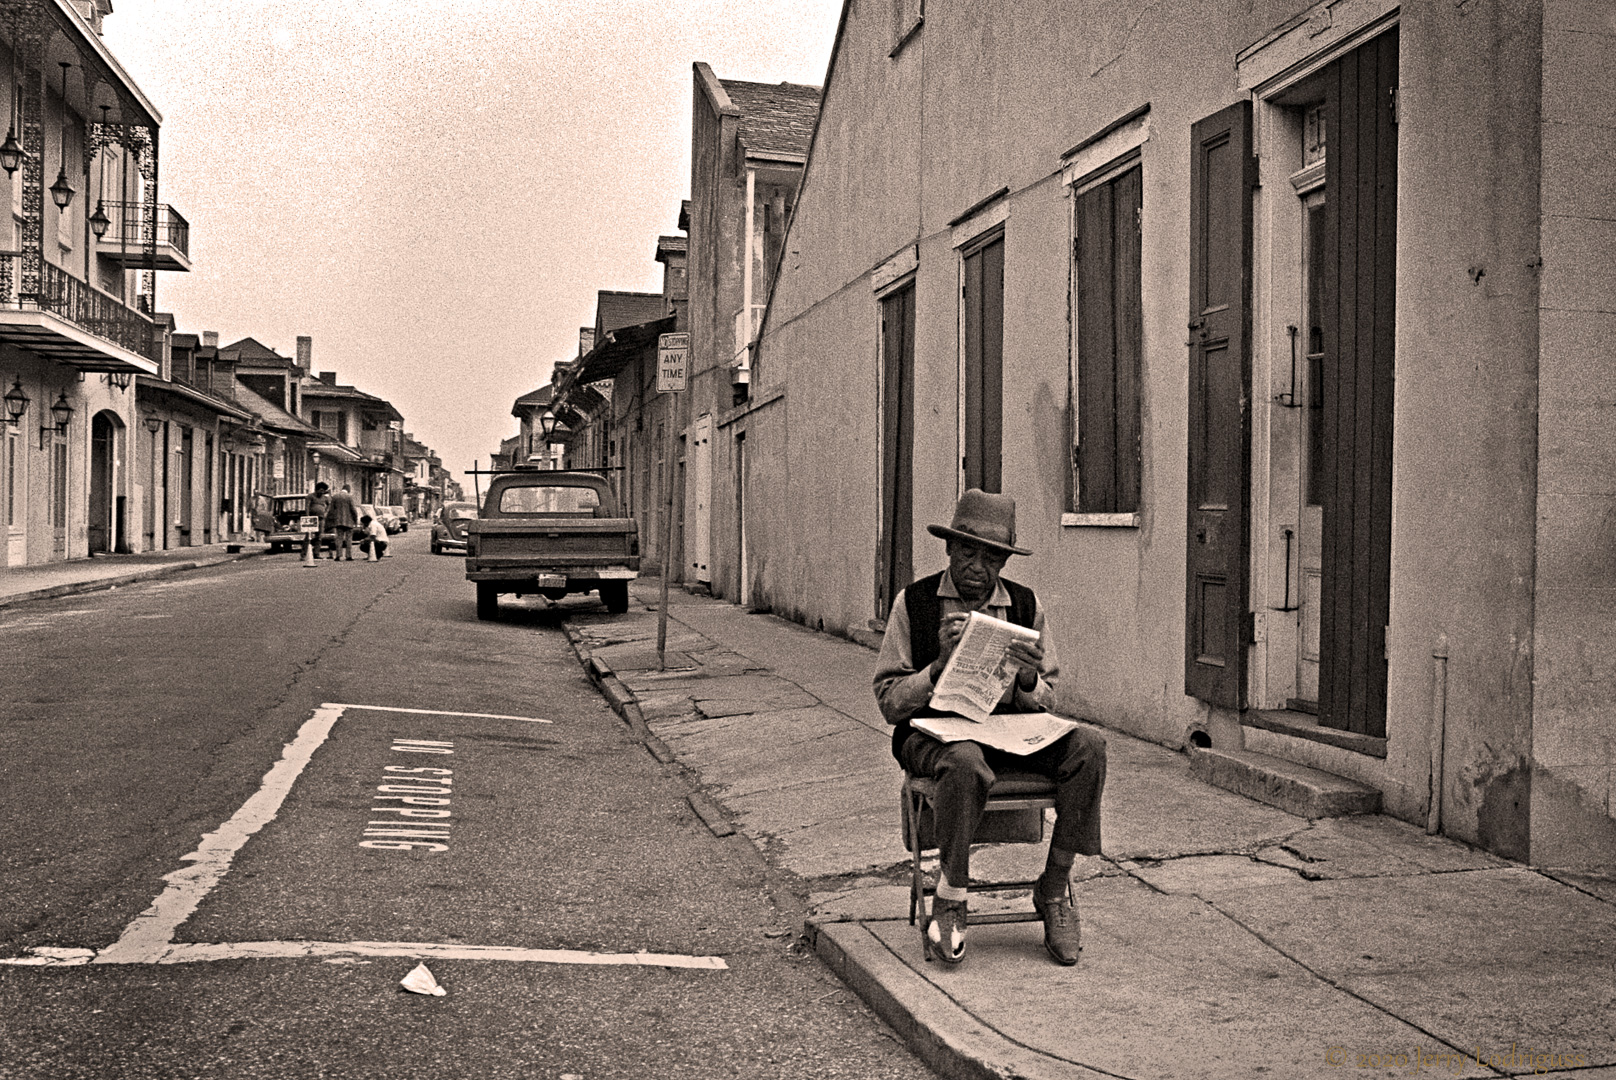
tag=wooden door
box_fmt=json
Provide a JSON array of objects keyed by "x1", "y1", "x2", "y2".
[
  {"x1": 878, "y1": 282, "x2": 915, "y2": 619},
  {"x1": 962, "y1": 233, "x2": 1003, "y2": 493},
  {"x1": 1318, "y1": 28, "x2": 1398, "y2": 738},
  {"x1": 89, "y1": 413, "x2": 113, "y2": 553},
  {"x1": 690, "y1": 414, "x2": 711, "y2": 583},
  {"x1": 1186, "y1": 102, "x2": 1255, "y2": 709}
]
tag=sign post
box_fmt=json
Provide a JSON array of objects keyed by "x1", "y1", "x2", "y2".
[{"x1": 655, "y1": 332, "x2": 689, "y2": 670}]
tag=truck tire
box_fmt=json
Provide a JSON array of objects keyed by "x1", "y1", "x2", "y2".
[
  {"x1": 600, "y1": 581, "x2": 630, "y2": 614},
  {"x1": 476, "y1": 582, "x2": 499, "y2": 621}
]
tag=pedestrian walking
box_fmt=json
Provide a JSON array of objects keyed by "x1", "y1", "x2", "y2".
[
  {"x1": 327, "y1": 484, "x2": 360, "y2": 560},
  {"x1": 873, "y1": 489, "x2": 1106, "y2": 967}
]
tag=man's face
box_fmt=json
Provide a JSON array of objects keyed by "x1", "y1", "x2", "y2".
[{"x1": 947, "y1": 539, "x2": 1008, "y2": 605}]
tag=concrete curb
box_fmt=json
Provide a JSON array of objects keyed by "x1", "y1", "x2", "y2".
[
  {"x1": 0, "y1": 551, "x2": 262, "y2": 609},
  {"x1": 809, "y1": 921, "x2": 1106, "y2": 1080},
  {"x1": 560, "y1": 613, "x2": 1070, "y2": 1080}
]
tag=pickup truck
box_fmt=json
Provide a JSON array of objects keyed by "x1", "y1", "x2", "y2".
[{"x1": 464, "y1": 469, "x2": 640, "y2": 619}]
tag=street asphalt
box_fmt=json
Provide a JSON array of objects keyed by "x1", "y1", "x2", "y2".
[{"x1": 5, "y1": 548, "x2": 1615, "y2": 1079}]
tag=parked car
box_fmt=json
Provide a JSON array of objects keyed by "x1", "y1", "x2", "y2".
[
  {"x1": 431, "y1": 502, "x2": 479, "y2": 555},
  {"x1": 253, "y1": 493, "x2": 335, "y2": 554},
  {"x1": 359, "y1": 502, "x2": 378, "y2": 527},
  {"x1": 464, "y1": 469, "x2": 639, "y2": 618},
  {"x1": 386, "y1": 505, "x2": 409, "y2": 533}
]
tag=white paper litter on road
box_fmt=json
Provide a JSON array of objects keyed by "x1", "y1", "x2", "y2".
[{"x1": 401, "y1": 962, "x2": 447, "y2": 996}]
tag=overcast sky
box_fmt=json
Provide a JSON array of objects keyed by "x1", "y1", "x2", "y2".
[{"x1": 99, "y1": 0, "x2": 843, "y2": 477}]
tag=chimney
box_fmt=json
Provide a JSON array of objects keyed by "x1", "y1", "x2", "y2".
[
  {"x1": 318, "y1": 371, "x2": 338, "y2": 386},
  {"x1": 295, "y1": 335, "x2": 312, "y2": 372},
  {"x1": 202, "y1": 331, "x2": 218, "y2": 348}
]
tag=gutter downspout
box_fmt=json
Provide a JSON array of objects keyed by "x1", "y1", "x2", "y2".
[{"x1": 1427, "y1": 633, "x2": 1450, "y2": 835}]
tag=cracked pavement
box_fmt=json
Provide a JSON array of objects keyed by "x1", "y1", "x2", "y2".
[{"x1": 566, "y1": 581, "x2": 1616, "y2": 1080}]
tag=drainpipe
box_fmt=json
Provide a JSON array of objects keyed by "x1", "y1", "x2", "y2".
[
  {"x1": 1427, "y1": 633, "x2": 1450, "y2": 835},
  {"x1": 741, "y1": 166, "x2": 755, "y2": 375}
]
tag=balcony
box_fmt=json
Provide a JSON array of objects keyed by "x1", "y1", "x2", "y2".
[
  {"x1": 0, "y1": 258, "x2": 159, "y2": 374},
  {"x1": 95, "y1": 202, "x2": 192, "y2": 272}
]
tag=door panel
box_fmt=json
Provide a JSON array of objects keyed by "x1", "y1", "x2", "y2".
[
  {"x1": 1186, "y1": 102, "x2": 1255, "y2": 709},
  {"x1": 1318, "y1": 28, "x2": 1397, "y2": 738},
  {"x1": 878, "y1": 283, "x2": 915, "y2": 619},
  {"x1": 962, "y1": 234, "x2": 1003, "y2": 493}
]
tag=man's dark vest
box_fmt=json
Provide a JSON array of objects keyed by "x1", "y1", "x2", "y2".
[{"x1": 892, "y1": 570, "x2": 1038, "y2": 759}]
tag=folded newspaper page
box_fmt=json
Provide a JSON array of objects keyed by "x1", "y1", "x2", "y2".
[{"x1": 911, "y1": 712, "x2": 1078, "y2": 755}]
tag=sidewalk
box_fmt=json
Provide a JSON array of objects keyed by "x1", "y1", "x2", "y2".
[
  {"x1": 0, "y1": 542, "x2": 268, "y2": 607},
  {"x1": 565, "y1": 578, "x2": 1616, "y2": 1080}
]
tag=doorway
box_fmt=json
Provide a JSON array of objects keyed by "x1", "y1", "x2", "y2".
[
  {"x1": 89, "y1": 411, "x2": 120, "y2": 554},
  {"x1": 1260, "y1": 27, "x2": 1399, "y2": 739}
]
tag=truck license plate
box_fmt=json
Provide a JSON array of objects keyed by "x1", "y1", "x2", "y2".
[{"x1": 535, "y1": 575, "x2": 567, "y2": 588}]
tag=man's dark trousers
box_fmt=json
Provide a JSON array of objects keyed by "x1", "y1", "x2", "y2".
[{"x1": 899, "y1": 727, "x2": 1106, "y2": 890}]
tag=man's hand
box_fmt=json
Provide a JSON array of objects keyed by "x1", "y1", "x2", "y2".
[
  {"x1": 1005, "y1": 635, "x2": 1045, "y2": 692},
  {"x1": 928, "y1": 613, "x2": 970, "y2": 682}
]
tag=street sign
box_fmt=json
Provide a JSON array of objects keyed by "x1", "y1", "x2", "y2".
[
  {"x1": 298, "y1": 516, "x2": 320, "y2": 534},
  {"x1": 656, "y1": 332, "x2": 689, "y2": 393}
]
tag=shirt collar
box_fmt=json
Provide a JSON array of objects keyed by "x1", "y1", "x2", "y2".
[{"x1": 937, "y1": 570, "x2": 1010, "y2": 610}]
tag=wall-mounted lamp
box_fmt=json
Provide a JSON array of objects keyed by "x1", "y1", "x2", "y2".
[
  {"x1": 102, "y1": 371, "x2": 130, "y2": 391},
  {"x1": 40, "y1": 391, "x2": 72, "y2": 448},
  {"x1": 4, "y1": 378, "x2": 28, "y2": 424},
  {"x1": 143, "y1": 415, "x2": 162, "y2": 434},
  {"x1": 48, "y1": 63, "x2": 74, "y2": 211},
  {"x1": 539, "y1": 410, "x2": 557, "y2": 440}
]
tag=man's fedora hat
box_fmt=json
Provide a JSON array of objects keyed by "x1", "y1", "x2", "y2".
[{"x1": 927, "y1": 489, "x2": 1032, "y2": 557}]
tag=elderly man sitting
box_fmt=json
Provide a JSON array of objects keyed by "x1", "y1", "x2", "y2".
[{"x1": 874, "y1": 489, "x2": 1106, "y2": 966}]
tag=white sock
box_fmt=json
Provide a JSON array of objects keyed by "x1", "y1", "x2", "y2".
[{"x1": 935, "y1": 874, "x2": 968, "y2": 903}]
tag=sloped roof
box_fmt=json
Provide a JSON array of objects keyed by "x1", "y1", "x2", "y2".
[
  {"x1": 222, "y1": 337, "x2": 294, "y2": 365},
  {"x1": 301, "y1": 378, "x2": 404, "y2": 422},
  {"x1": 720, "y1": 79, "x2": 821, "y2": 158},
  {"x1": 234, "y1": 382, "x2": 325, "y2": 436},
  {"x1": 512, "y1": 385, "x2": 553, "y2": 414},
  {"x1": 595, "y1": 291, "x2": 666, "y2": 336}
]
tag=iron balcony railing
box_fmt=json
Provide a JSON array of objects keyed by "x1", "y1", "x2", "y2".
[
  {"x1": 3, "y1": 259, "x2": 160, "y2": 360},
  {"x1": 101, "y1": 201, "x2": 190, "y2": 261}
]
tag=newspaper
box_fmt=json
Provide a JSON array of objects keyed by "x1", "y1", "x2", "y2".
[
  {"x1": 928, "y1": 610, "x2": 1041, "y2": 722},
  {"x1": 912, "y1": 610, "x2": 1078, "y2": 755}
]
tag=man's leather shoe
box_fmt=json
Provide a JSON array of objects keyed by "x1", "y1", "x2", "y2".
[
  {"x1": 1032, "y1": 888, "x2": 1081, "y2": 965},
  {"x1": 925, "y1": 897, "x2": 967, "y2": 963}
]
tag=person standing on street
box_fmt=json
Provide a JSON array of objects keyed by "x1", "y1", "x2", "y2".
[
  {"x1": 327, "y1": 484, "x2": 360, "y2": 560},
  {"x1": 308, "y1": 482, "x2": 333, "y2": 559},
  {"x1": 873, "y1": 489, "x2": 1106, "y2": 968}
]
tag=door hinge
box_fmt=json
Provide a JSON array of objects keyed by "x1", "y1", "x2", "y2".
[{"x1": 1389, "y1": 85, "x2": 1399, "y2": 125}]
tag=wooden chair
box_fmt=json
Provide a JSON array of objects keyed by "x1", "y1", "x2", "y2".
[{"x1": 902, "y1": 770, "x2": 1065, "y2": 928}]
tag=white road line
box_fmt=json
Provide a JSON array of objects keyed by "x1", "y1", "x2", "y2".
[
  {"x1": 121, "y1": 940, "x2": 726, "y2": 970},
  {"x1": 326, "y1": 703, "x2": 553, "y2": 723},
  {"x1": 94, "y1": 704, "x2": 344, "y2": 964}
]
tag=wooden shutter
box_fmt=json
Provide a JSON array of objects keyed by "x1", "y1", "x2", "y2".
[
  {"x1": 1319, "y1": 29, "x2": 1397, "y2": 738},
  {"x1": 1075, "y1": 166, "x2": 1143, "y2": 513},
  {"x1": 962, "y1": 234, "x2": 1004, "y2": 493},
  {"x1": 878, "y1": 283, "x2": 916, "y2": 618},
  {"x1": 1185, "y1": 102, "x2": 1255, "y2": 708}
]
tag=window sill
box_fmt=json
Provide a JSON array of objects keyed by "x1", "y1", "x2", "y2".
[{"x1": 1062, "y1": 512, "x2": 1140, "y2": 528}]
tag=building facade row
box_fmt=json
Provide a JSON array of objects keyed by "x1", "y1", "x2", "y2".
[{"x1": 542, "y1": 1, "x2": 1615, "y2": 870}]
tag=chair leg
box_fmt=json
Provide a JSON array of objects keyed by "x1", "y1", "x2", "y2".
[{"x1": 907, "y1": 791, "x2": 924, "y2": 926}]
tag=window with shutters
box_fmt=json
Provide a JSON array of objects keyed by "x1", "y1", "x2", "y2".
[
  {"x1": 1071, "y1": 159, "x2": 1142, "y2": 517},
  {"x1": 960, "y1": 228, "x2": 1004, "y2": 494}
]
